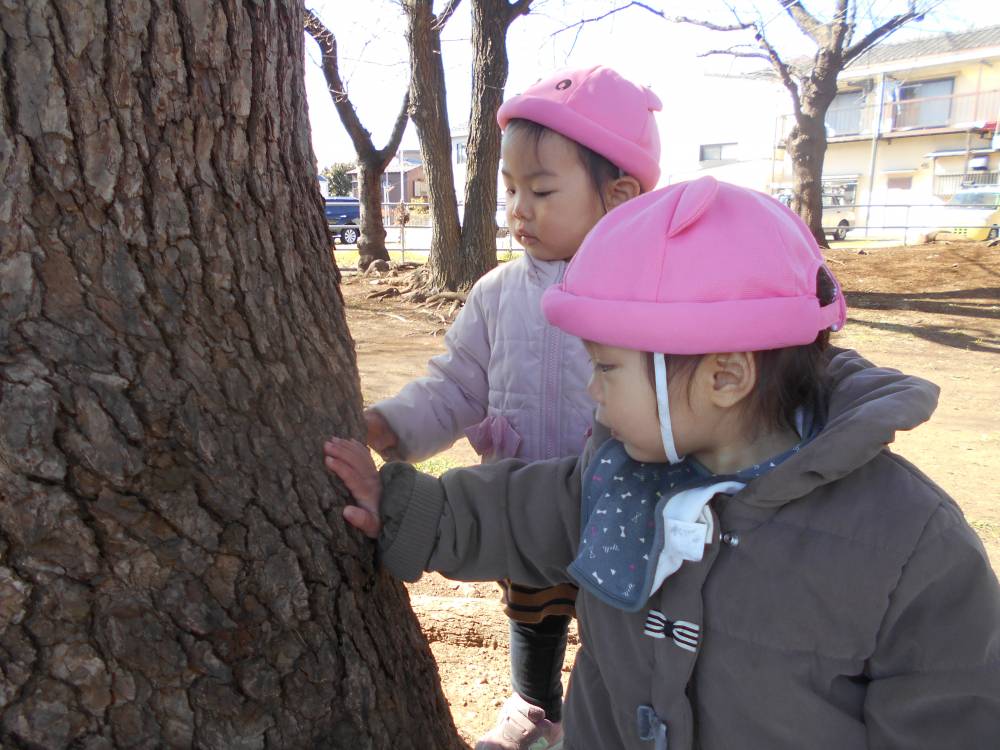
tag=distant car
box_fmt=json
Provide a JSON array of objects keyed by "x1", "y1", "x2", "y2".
[
  {"x1": 821, "y1": 194, "x2": 855, "y2": 241},
  {"x1": 928, "y1": 186, "x2": 1000, "y2": 242},
  {"x1": 324, "y1": 197, "x2": 361, "y2": 245}
]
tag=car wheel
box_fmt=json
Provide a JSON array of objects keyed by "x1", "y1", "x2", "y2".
[
  {"x1": 834, "y1": 221, "x2": 849, "y2": 241},
  {"x1": 341, "y1": 226, "x2": 359, "y2": 245},
  {"x1": 988, "y1": 226, "x2": 999, "y2": 241}
]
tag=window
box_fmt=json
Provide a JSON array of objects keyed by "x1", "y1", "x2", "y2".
[
  {"x1": 455, "y1": 142, "x2": 467, "y2": 164},
  {"x1": 887, "y1": 175, "x2": 912, "y2": 190},
  {"x1": 699, "y1": 142, "x2": 737, "y2": 162},
  {"x1": 894, "y1": 78, "x2": 953, "y2": 129},
  {"x1": 825, "y1": 90, "x2": 864, "y2": 136},
  {"x1": 822, "y1": 180, "x2": 858, "y2": 207}
]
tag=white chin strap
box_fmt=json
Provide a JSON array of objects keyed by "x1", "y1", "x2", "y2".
[{"x1": 654, "y1": 353, "x2": 683, "y2": 464}]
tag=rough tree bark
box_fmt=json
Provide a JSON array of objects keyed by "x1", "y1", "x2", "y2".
[
  {"x1": 457, "y1": 0, "x2": 532, "y2": 282},
  {"x1": 0, "y1": 2, "x2": 460, "y2": 748},
  {"x1": 304, "y1": 10, "x2": 409, "y2": 268}
]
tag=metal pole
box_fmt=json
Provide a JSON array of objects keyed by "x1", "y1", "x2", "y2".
[
  {"x1": 961, "y1": 128, "x2": 973, "y2": 186},
  {"x1": 864, "y1": 73, "x2": 887, "y2": 239}
]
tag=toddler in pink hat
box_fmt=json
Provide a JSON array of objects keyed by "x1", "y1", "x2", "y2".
[
  {"x1": 357, "y1": 65, "x2": 661, "y2": 750},
  {"x1": 328, "y1": 176, "x2": 1000, "y2": 749}
]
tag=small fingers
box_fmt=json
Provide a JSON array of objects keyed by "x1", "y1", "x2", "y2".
[{"x1": 343, "y1": 505, "x2": 381, "y2": 539}]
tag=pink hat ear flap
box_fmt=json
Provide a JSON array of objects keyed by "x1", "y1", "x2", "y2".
[
  {"x1": 667, "y1": 176, "x2": 719, "y2": 238},
  {"x1": 645, "y1": 87, "x2": 663, "y2": 112}
]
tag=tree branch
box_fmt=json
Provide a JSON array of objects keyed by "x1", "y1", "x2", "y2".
[
  {"x1": 843, "y1": 1, "x2": 921, "y2": 63},
  {"x1": 433, "y1": 0, "x2": 463, "y2": 30},
  {"x1": 781, "y1": 0, "x2": 824, "y2": 44},
  {"x1": 376, "y1": 92, "x2": 412, "y2": 169},
  {"x1": 673, "y1": 14, "x2": 755, "y2": 32},
  {"x1": 303, "y1": 10, "x2": 409, "y2": 161},
  {"x1": 505, "y1": 0, "x2": 533, "y2": 23},
  {"x1": 845, "y1": 0, "x2": 857, "y2": 48},
  {"x1": 752, "y1": 25, "x2": 801, "y2": 118},
  {"x1": 552, "y1": 1, "x2": 752, "y2": 38},
  {"x1": 698, "y1": 48, "x2": 772, "y2": 62}
]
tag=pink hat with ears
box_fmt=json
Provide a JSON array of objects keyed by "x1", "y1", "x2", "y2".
[
  {"x1": 542, "y1": 176, "x2": 847, "y2": 354},
  {"x1": 497, "y1": 66, "x2": 663, "y2": 191}
]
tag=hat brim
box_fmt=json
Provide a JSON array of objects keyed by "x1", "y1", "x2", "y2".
[
  {"x1": 543, "y1": 286, "x2": 837, "y2": 354},
  {"x1": 498, "y1": 96, "x2": 659, "y2": 192}
]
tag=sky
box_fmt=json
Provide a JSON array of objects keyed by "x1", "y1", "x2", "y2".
[{"x1": 303, "y1": 0, "x2": 1000, "y2": 173}]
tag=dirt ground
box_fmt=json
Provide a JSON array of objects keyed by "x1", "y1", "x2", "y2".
[{"x1": 341, "y1": 241, "x2": 1000, "y2": 747}]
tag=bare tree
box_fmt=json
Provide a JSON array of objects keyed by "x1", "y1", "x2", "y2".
[
  {"x1": 456, "y1": 0, "x2": 533, "y2": 286},
  {"x1": 402, "y1": 0, "x2": 531, "y2": 292},
  {"x1": 0, "y1": 1, "x2": 460, "y2": 746},
  {"x1": 401, "y1": 0, "x2": 466, "y2": 291},
  {"x1": 560, "y1": 0, "x2": 927, "y2": 247},
  {"x1": 305, "y1": 10, "x2": 409, "y2": 267}
]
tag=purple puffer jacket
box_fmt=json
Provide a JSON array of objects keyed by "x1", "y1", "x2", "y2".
[{"x1": 370, "y1": 253, "x2": 594, "y2": 464}]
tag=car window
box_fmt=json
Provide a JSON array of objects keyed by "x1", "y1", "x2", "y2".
[{"x1": 947, "y1": 191, "x2": 1000, "y2": 207}]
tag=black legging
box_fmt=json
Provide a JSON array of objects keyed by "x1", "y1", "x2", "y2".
[{"x1": 509, "y1": 614, "x2": 571, "y2": 722}]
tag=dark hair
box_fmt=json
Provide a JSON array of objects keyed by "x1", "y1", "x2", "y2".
[
  {"x1": 648, "y1": 267, "x2": 838, "y2": 436},
  {"x1": 505, "y1": 118, "x2": 622, "y2": 210}
]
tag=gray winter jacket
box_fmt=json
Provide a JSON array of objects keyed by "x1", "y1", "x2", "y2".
[{"x1": 376, "y1": 350, "x2": 1000, "y2": 749}]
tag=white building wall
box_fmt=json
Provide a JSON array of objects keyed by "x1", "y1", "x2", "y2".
[{"x1": 659, "y1": 75, "x2": 788, "y2": 192}]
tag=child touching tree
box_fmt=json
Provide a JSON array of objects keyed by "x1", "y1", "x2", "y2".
[{"x1": 327, "y1": 177, "x2": 1000, "y2": 749}]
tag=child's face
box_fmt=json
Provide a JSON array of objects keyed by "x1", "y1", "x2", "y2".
[
  {"x1": 585, "y1": 343, "x2": 696, "y2": 464},
  {"x1": 500, "y1": 128, "x2": 607, "y2": 262}
]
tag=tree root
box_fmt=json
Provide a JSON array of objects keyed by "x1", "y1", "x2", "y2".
[
  {"x1": 355, "y1": 265, "x2": 468, "y2": 325},
  {"x1": 367, "y1": 287, "x2": 401, "y2": 300}
]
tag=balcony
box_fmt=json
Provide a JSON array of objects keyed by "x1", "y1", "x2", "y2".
[
  {"x1": 778, "y1": 88, "x2": 1000, "y2": 143},
  {"x1": 933, "y1": 170, "x2": 1000, "y2": 197}
]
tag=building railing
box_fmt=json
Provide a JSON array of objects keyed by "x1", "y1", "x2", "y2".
[
  {"x1": 779, "y1": 88, "x2": 1000, "y2": 142},
  {"x1": 332, "y1": 201, "x2": 999, "y2": 255},
  {"x1": 933, "y1": 171, "x2": 999, "y2": 196},
  {"x1": 817, "y1": 200, "x2": 1000, "y2": 245}
]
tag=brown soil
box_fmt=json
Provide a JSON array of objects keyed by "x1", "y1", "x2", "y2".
[{"x1": 342, "y1": 241, "x2": 1000, "y2": 747}]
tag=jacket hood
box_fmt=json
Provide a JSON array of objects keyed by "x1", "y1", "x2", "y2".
[{"x1": 737, "y1": 348, "x2": 940, "y2": 507}]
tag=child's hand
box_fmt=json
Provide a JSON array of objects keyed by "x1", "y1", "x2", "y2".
[
  {"x1": 364, "y1": 408, "x2": 401, "y2": 461},
  {"x1": 324, "y1": 437, "x2": 382, "y2": 538}
]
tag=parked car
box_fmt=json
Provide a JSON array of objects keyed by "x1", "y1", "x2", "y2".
[
  {"x1": 821, "y1": 194, "x2": 855, "y2": 241},
  {"x1": 324, "y1": 197, "x2": 361, "y2": 244},
  {"x1": 927, "y1": 186, "x2": 1000, "y2": 242},
  {"x1": 775, "y1": 191, "x2": 854, "y2": 241}
]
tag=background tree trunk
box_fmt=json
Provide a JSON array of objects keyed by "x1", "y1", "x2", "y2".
[
  {"x1": 0, "y1": 2, "x2": 459, "y2": 747},
  {"x1": 358, "y1": 161, "x2": 390, "y2": 261},
  {"x1": 787, "y1": 95, "x2": 833, "y2": 246},
  {"x1": 403, "y1": 0, "x2": 464, "y2": 291},
  {"x1": 304, "y1": 10, "x2": 407, "y2": 268},
  {"x1": 457, "y1": 0, "x2": 531, "y2": 285}
]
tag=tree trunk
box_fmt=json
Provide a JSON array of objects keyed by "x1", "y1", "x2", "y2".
[
  {"x1": 457, "y1": 0, "x2": 527, "y2": 286},
  {"x1": 303, "y1": 10, "x2": 407, "y2": 270},
  {"x1": 787, "y1": 115, "x2": 829, "y2": 248},
  {"x1": 788, "y1": 68, "x2": 839, "y2": 249},
  {"x1": 403, "y1": 1, "x2": 464, "y2": 292},
  {"x1": 357, "y1": 160, "x2": 391, "y2": 263},
  {"x1": 0, "y1": 2, "x2": 459, "y2": 748}
]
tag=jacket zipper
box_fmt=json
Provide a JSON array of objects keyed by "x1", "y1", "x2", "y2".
[{"x1": 540, "y1": 263, "x2": 565, "y2": 459}]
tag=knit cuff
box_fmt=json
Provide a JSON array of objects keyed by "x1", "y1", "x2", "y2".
[{"x1": 378, "y1": 463, "x2": 446, "y2": 582}]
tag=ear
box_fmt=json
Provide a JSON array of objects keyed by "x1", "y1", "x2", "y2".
[
  {"x1": 706, "y1": 352, "x2": 756, "y2": 409},
  {"x1": 603, "y1": 175, "x2": 641, "y2": 211}
]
